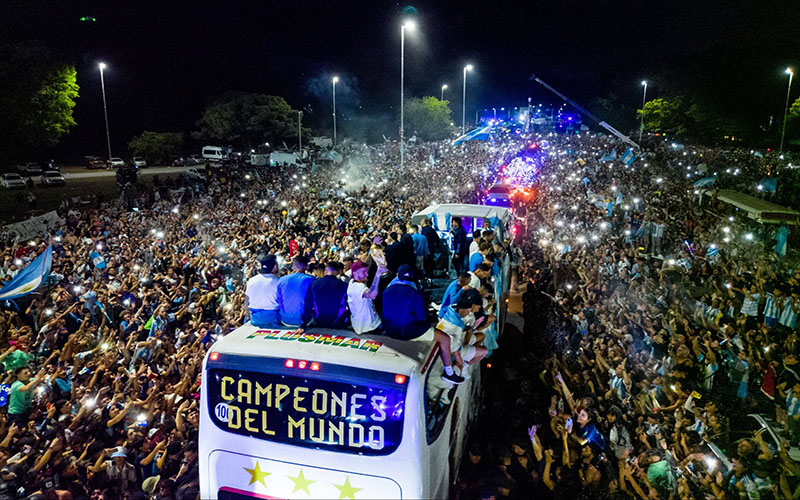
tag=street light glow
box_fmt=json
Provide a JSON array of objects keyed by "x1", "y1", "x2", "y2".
[
  {"x1": 98, "y1": 62, "x2": 106, "y2": 70},
  {"x1": 332, "y1": 76, "x2": 339, "y2": 83},
  {"x1": 403, "y1": 20, "x2": 416, "y2": 31},
  {"x1": 787, "y1": 67, "x2": 794, "y2": 75},
  {"x1": 641, "y1": 80, "x2": 647, "y2": 85},
  {"x1": 442, "y1": 84, "x2": 448, "y2": 90},
  {"x1": 465, "y1": 64, "x2": 474, "y2": 71}
]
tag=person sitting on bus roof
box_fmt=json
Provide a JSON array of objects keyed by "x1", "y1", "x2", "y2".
[
  {"x1": 438, "y1": 273, "x2": 472, "y2": 318},
  {"x1": 347, "y1": 261, "x2": 385, "y2": 334},
  {"x1": 381, "y1": 264, "x2": 429, "y2": 341},
  {"x1": 468, "y1": 229, "x2": 482, "y2": 260},
  {"x1": 276, "y1": 256, "x2": 315, "y2": 328},
  {"x1": 309, "y1": 262, "x2": 349, "y2": 329},
  {"x1": 434, "y1": 296, "x2": 475, "y2": 385},
  {"x1": 245, "y1": 255, "x2": 280, "y2": 328},
  {"x1": 469, "y1": 263, "x2": 493, "y2": 290},
  {"x1": 460, "y1": 289, "x2": 490, "y2": 367},
  {"x1": 470, "y1": 241, "x2": 493, "y2": 272}
]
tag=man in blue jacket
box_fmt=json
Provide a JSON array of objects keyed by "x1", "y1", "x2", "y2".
[
  {"x1": 309, "y1": 262, "x2": 349, "y2": 328},
  {"x1": 277, "y1": 256, "x2": 314, "y2": 327},
  {"x1": 451, "y1": 217, "x2": 467, "y2": 274},
  {"x1": 381, "y1": 264, "x2": 429, "y2": 340}
]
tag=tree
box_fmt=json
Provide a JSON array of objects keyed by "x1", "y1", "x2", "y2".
[
  {"x1": 639, "y1": 96, "x2": 689, "y2": 135},
  {"x1": 128, "y1": 131, "x2": 184, "y2": 163},
  {"x1": 0, "y1": 42, "x2": 79, "y2": 162},
  {"x1": 404, "y1": 97, "x2": 456, "y2": 141},
  {"x1": 194, "y1": 92, "x2": 309, "y2": 148}
]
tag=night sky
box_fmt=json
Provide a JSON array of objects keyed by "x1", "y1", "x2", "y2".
[{"x1": 5, "y1": 0, "x2": 800, "y2": 158}]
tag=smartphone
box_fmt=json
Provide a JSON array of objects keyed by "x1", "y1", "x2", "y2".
[{"x1": 565, "y1": 418, "x2": 573, "y2": 432}]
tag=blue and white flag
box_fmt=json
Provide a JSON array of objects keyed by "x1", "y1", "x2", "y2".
[
  {"x1": 429, "y1": 153, "x2": 435, "y2": 167},
  {"x1": 693, "y1": 177, "x2": 717, "y2": 188},
  {"x1": 621, "y1": 148, "x2": 635, "y2": 165},
  {"x1": 600, "y1": 150, "x2": 617, "y2": 162},
  {"x1": 759, "y1": 178, "x2": 777, "y2": 193},
  {"x1": 753, "y1": 151, "x2": 764, "y2": 158},
  {"x1": 90, "y1": 251, "x2": 106, "y2": 270},
  {"x1": 0, "y1": 384, "x2": 9, "y2": 407},
  {"x1": 0, "y1": 244, "x2": 52, "y2": 300}
]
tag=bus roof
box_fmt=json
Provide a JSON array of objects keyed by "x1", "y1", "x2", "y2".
[
  {"x1": 208, "y1": 324, "x2": 437, "y2": 376},
  {"x1": 410, "y1": 203, "x2": 511, "y2": 225}
]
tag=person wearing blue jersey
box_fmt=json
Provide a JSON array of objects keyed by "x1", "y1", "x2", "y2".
[
  {"x1": 382, "y1": 265, "x2": 429, "y2": 340},
  {"x1": 439, "y1": 273, "x2": 471, "y2": 318},
  {"x1": 277, "y1": 256, "x2": 315, "y2": 328}
]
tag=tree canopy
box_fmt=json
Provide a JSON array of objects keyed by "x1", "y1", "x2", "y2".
[
  {"x1": 194, "y1": 92, "x2": 309, "y2": 148},
  {"x1": 639, "y1": 95, "x2": 743, "y2": 142},
  {"x1": 128, "y1": 131, "x2": 184, "y2": 163},
  {"x1": 0, "y1": 41, "x2": 79, "y2": 162},
  {"x1": 404, "y1": 97, "x2": 456, "y2": 142}
]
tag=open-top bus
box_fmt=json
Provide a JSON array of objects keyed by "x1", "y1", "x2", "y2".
[{"x1": 199, "y1": 325, "x2": 481, "y2": 499}]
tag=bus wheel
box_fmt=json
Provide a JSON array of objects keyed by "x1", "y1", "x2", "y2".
[{"x1": 448, "y1": 398, "x2": 461, "y2": 486}]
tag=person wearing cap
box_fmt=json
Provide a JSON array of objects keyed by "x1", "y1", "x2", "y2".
[
  {"x1": 245, "y1": 255, "x2": 280, "y2": 327},
  {"x1": 381, "y1": 264, "x2": 429, "y2": 340},
  {"x1": 309, "y1": 262, "x2": 349, "y2": 328},
  {"x1": 434, "y1": 297, "x2": 475, "y2": 384},
  {"x1": 347, "y1": 261, "x2": 386, "y2": 334},
  {"x1": 276, "y1": 256, "x2": 315, "y2": 328}
]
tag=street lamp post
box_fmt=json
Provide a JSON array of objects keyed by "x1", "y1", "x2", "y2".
[
  {"x1": 98, "y1": 63, "x2": 112, "y2": 161},
  {"x1": 639, "y1": 80, "x2": 648, "y2": 144},
  {"x1": 781, "y1": 68, "x2": 794, "y2": 152},
  {"x1": 332, "y1": 76, "x2": 338, "y2": 149},
  {"x1": 400, "y1": 20, "x2": 415, "y2": 169},
  {"x1": 298, "y1": 111, "x2": 303, "y2": 152},
  {"x1": 462, "y1": 64, "x2": 473, "y2": 135},
  {"x1": 441, "y1": 84, "x2": 447, "y2": 100}
]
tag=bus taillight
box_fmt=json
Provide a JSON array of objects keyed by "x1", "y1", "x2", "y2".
[
  {"x1": 209, "y1": 352, "x2": 220, "y2": 361},
  {"x1": 310, "y1": 362, "x2": 320, "y2": 371},
  {"x1": 395, "y1": 374, "x2": 407, "y2": 384},
  {"x1": 284, "y1": 359, "x2": 295, "y2": 368},
  {"x1": 298, "y1": 360, "x2": 308, "y2": 369}
]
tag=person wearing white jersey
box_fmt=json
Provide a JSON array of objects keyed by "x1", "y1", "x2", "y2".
[{"x1": 245, "y1": 255, "x2": 280, "y2": 327}]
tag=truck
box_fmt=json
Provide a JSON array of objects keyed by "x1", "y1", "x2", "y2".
[{"x1": 268, "y1": 151, "x2": 303, "y2": 167}]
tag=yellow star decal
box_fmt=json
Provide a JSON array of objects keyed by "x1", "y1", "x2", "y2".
[
  {"x1": 243, "y1": 461, "x2": 270, "y2": 487},
  {"x1": 288, "y1": 468, "x2": 315, "y2": 495},
  {"x1": 333, "y1": 476, "x2": 363, "y2": 499}
]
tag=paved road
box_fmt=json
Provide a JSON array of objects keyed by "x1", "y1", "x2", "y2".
[{"x1": 61, "y1": 166, "x2": 193, "y2": 179}]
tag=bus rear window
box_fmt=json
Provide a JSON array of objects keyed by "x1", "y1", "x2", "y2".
[{"x1": 207, "y1": 368, "x2": 406, "y2": 456}]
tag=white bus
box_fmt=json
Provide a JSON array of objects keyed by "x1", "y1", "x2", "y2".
[{"x1": 199, "y1": 325, "x2": 481, "y2": 499}]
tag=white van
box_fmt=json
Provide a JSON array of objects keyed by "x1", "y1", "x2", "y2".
[
  {"x1": 269, "y1": 151, "x2": 302, "y2": 167},
  {"x1": 202, "y1": 146, "x2": 225, "y2": 161}
]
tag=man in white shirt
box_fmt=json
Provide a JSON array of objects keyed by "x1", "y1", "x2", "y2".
[
  {"x1": 347, "y1": 261, "x2": 385, "y2": 334},
  {"x1": 245, "y1": 255, "x2": 280, "y2": 327}
]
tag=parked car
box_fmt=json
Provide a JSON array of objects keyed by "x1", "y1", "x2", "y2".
[
  {"x1": 109, "y1": 157, "x2": 125, "y2": 168},
  {"x1": 133, "y1": 156, "x2": 148, "y2": 168},
  {"x1": 84, "y1": 156, "x2": 108, "y2": 169},
  {"x1": 184, "y1": 168, "x2": 207, "y2": 181},
  {"x1": 1, "y1": 173, "x2": 27, "y2": 189},
  {"x1": 16, "y1": 162, "x2": 42, "y2": 176},
  {"x1": 40, "y1": 171, "x2": 66, "y2": 186},
  {"x1": 187, "y1": 155, "x2": 204, "y2": 165}
]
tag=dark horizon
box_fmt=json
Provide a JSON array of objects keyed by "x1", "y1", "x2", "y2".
[{"x1": 5, "y1": 0, "x2": 800, "y2": 159}]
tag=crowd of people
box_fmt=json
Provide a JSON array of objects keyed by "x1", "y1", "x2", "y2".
[
  {"x1": 0, "y1": 125, "x2": 798, "y2": 499},
  {"x1": 455, "y1": 133, "x2": 800, "y2": 500}
]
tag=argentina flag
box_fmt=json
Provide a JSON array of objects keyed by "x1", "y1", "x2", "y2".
[
  {"x1": 0, "y1": 244, "x2": 53, "y2": 300},
  {"x1": 693, "y1": 177, "x2": 717, "y2": 188},
  {"x1": 621, "y1": 148, "x2": 635, "y2": 165},
  {"x1": 600, "y1": 150, "x2": 617, "y2": 162}
]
